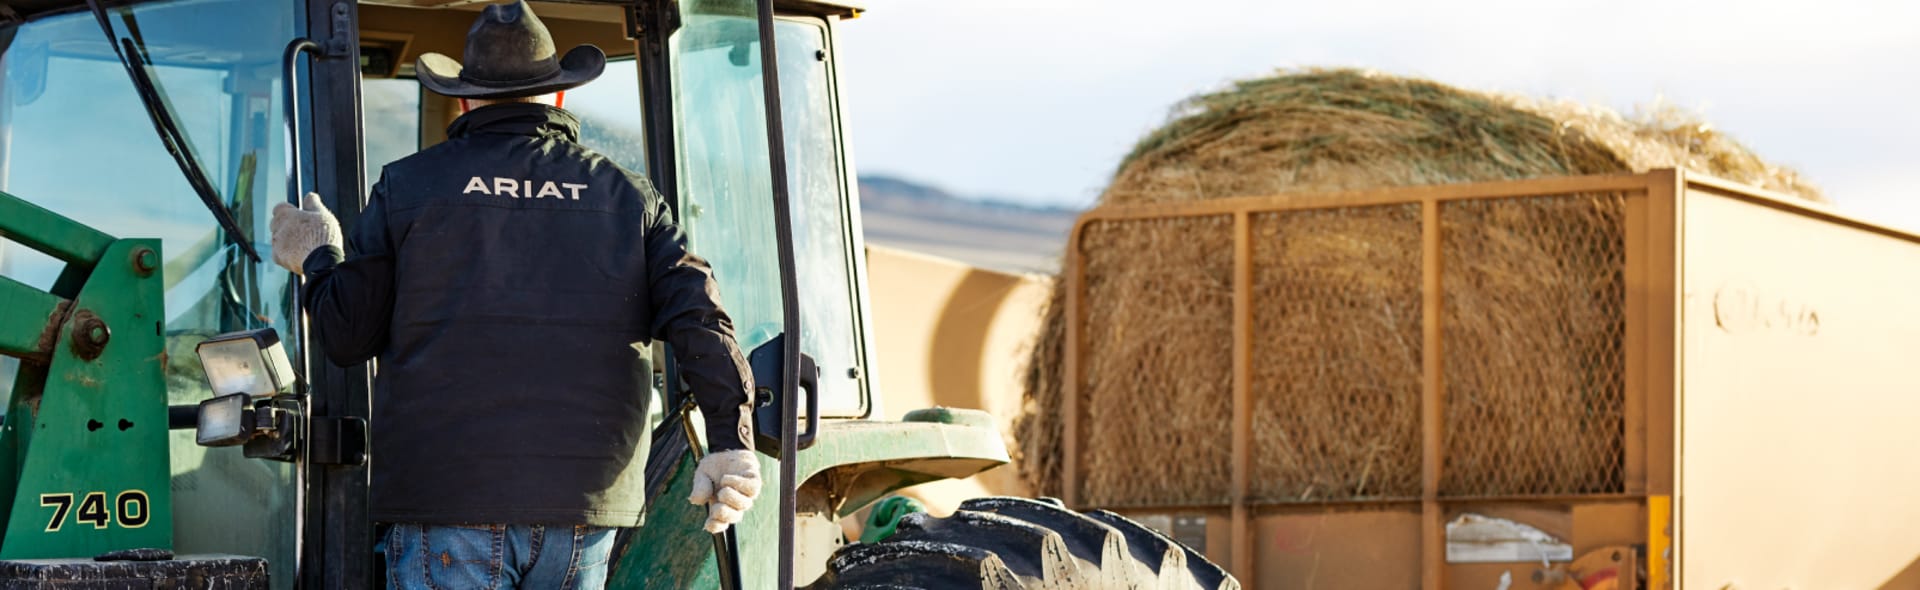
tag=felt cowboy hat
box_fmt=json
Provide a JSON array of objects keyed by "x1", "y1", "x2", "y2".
[{"x1": 414, "y1": 0, "x2": 606, "y2": 99}]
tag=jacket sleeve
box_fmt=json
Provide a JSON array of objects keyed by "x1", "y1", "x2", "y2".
[
  {"x1": 300, "y1": 176, "x2": 397, "y2": 367},
  {"x1": 642, "y1": 182, "x2": 756, "y2": 453}
]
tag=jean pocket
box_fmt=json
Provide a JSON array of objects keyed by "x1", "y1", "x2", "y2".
[
  {"x1": 573, "y1": 526, "x2": 617, "y2": 569},
  {"x1": 416, "y1": 524, "x2": 504, "y2": 590}
]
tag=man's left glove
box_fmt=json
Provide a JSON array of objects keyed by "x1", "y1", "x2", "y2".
[
  {"x1": 689, "y1": 450, "x2": 761, "y2": 533},
  {"x1": 269, "y1": 192, "x2": 342, "y2": 274}
]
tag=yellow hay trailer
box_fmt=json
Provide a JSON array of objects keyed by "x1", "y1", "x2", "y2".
[{"x1": 1057, "y1": 169, "x2": 1920, "y2": 589}]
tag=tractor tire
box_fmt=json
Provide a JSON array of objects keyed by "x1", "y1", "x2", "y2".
[{"x1": 808, "y1": 497, "x2": 1238, "y2": 590}]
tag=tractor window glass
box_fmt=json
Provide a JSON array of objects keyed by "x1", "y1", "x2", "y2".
[
  {"x1": 670, "y1": 10, "x2": 785, "y2": 362},
  {"x1": 0, "y1": 0, "x2": 300, "y2": 586},
  {"x1": 569, "y1": 58, "x2": 648, "y2": 175},
  {"x1": 671, "y1": 9, "x2": 870, "y2": 420},
  {"x1": 774, "y1": 18, "x2": 865, "y2": 417},
  {"x1": 362, "y1": 78, "x2": 420, "y2": 193}
]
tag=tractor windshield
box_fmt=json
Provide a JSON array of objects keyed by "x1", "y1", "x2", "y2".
[{"x1": 0, "y1": 0, "x2": 301, "y2": 584}]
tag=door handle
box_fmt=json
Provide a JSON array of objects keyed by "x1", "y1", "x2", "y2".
[
  {"x1": 279, "y1": 38, "x2": 322, "y2": 391},
  {"x1": 795, "y1": 353, "x2": 819, "y2": 450}
]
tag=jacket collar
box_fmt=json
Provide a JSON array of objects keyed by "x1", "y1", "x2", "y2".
[{"x1": 446, "y1": 103, "x2": 581, "y2": 142}]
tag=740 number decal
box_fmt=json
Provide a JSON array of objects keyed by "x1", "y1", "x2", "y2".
[{"x1": 40, "y1": 491, "x2": 149, "y2": 532}]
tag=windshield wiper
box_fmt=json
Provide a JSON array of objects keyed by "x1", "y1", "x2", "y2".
[{"x1": 82, "y1": 0, "x2": 260, "y2": 263}]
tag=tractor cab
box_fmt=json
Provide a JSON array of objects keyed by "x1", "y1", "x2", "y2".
[
  {"x1": 0, "y1": 0, "x2": 1017, "y2": 588},
  {"x1": 0, "y1": 0, "x2": 1237, "y2": 585}
]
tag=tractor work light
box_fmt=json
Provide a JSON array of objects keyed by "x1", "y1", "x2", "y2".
[
  {"x1": 193, "y1": 328, "x2": 296, "y2": 449},
  {"x1": 194, "y1": 393, "x2": 256, "y2": 447},
  {"x1": 195, "y1": 328, "x2": 294, "y2": 398}
]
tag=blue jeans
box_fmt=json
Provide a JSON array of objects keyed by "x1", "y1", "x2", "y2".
[{"x1": 382, "y1": 523, "x2": 616, "y2": 589}]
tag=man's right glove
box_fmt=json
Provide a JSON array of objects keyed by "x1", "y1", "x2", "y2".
[
  {"x1": 689, "y1": 450, "x2": 761, "y2": 533},
  {"x1": 268, "y1": 192, "x2": 342, "y2": 274}
]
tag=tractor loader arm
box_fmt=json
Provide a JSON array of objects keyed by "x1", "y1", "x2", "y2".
[{"x1": 0, "y1": 193, "x2": 175, "y2": 556}]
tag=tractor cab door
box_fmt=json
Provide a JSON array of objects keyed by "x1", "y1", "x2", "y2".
[
  {"x1": 629, "y1": 3, "x2": 876, "y2": 587},
  {"x1": 660, "y1": 1, "x2": 874, "y2": 421}
]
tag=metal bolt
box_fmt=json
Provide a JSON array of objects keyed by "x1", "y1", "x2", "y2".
[
  {"x1": 69, "y1": 310, "x2": 109, "y2": 361},
  {"x1": 131, "y1": 248, "x2": 159, "y2": 276},
  {"x1": 847, "y1": 366, "x2": 862, "y2": 379}
]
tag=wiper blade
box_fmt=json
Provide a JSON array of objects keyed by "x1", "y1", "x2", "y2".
[{"x1": 82, "y1": 0, "x2": 260, "y2": 263}]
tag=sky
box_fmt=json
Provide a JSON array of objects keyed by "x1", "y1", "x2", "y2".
[{"x1": 836, "y1": 0, "x2": 1920, "y2": 227}]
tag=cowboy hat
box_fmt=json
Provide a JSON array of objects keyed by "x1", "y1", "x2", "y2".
[{"x1": 415, "y1": 0, "x2": 605, "y2": 99}]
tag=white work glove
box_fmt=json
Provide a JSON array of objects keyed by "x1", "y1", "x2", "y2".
[
  {"x1": 689, "y1": 450, "x2": 761, "y2": 533},
  {"x1": 269, "y1": 192, "x2": 343, "y2": 274}
]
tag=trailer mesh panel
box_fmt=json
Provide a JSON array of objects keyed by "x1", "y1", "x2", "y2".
[
  {"x1": 1250, "y1": 205, "x2": 1425, "y2": 501},
  {"x1": 1072, "y1": 193, "x2": 1629, "y2": 505},
  {"x1": 1079, "y1": 215, "x2": 1236, "y2": 507},
  {"x1": 1438, "y1": 194, "x2": 1628, "y2": 496}
]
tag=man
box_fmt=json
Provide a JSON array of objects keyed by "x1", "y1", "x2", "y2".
[{"x1": 267, "y1": 2, "x2": 760, "y2": 587}]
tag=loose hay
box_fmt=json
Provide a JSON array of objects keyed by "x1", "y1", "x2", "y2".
[{"x1": 1016, "y1": 69, "x2": 1820, "y2": 505}]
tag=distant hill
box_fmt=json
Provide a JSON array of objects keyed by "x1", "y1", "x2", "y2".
[{"x1": 857, "y1": 175, "x2": 1078, "y2": 274}]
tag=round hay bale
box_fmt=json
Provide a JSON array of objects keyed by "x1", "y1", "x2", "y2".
[{"x1": 1015, "y1": 68, "x2": 1820, "y2": 505}]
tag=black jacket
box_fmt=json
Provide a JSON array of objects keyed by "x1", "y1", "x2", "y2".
[{"x1": 301, "y1": 103, "x2": 754, "y2": 527}]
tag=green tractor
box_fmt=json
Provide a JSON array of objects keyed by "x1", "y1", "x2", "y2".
[{"x1": 0, "y1": 0, "x2": 1233, "y2": 587}]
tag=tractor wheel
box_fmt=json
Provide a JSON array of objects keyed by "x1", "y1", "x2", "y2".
[{"x1": 808, "y1": 497, "x2": 1238, "y2": 590}]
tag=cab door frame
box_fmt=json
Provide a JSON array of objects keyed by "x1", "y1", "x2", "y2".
[{"x1": 297, "y1": 1, "x2": 373, "y2": 588}]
